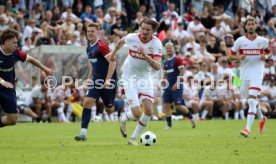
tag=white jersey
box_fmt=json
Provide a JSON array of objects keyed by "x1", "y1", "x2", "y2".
[
  {"x1": 231, "y1": 34, "x2": 269, "y2": 80},
  {"x1": 121, "y1": 33, "x2": 163, "y2": 79}
]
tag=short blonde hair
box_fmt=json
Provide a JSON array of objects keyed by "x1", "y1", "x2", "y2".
[
  {"x1": 245, "y1": 16, "x2": 257, "y2": 25},
  {"x1": 86, "y1": 22, "x2": 100, "y2": 31}
]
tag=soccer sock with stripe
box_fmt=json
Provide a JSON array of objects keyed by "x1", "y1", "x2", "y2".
[
  {"x1": 246, "y1": 98, "x2": 257, "y2": 131},
  {"x1": 131, "y1": 113, "x2": 151, "y2": 139}
]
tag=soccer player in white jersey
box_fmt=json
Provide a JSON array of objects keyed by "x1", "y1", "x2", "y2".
[
  {"x1": 109, "y1": 19, "x2": 162, "y2": 145},
  {"x1": 229, "y1": 16, "x2": 271, "y2": 138}
]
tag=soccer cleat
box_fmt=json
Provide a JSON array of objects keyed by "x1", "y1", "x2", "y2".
[
  {"x1": 74, "y1": 134, "x2": 87, "y2": 141},
  {"x1": 240, "y1": 129, "x2": 250, "y2": 138},
  {"x1": 190, "y1": 119, "x2": 196, "y2": 128},
  {"x1": 259, "y1": 116, "x2": 267, "y2": 134},
  {"x1": 119, "y1": 118, "x2": 127, "y2": 138},
  {"x1": 128, "y1": 137, "x2": 138, "y2": 146}
]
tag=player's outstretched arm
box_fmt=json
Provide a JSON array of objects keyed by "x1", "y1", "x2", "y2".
[
  {"x1": 110, "y1": 37, "x2": 125, "y2": 61},
  {"x1": 26, "y1": 55, "x2": 52, "y2": 76}
]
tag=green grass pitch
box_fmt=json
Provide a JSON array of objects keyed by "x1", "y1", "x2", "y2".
[{"x1": 0, "y1": 120, "x2": 275, "y2": 164}]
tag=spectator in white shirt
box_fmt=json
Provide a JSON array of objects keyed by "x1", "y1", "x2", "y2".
[{"x1": 22, "y1": 37, "x2": 35, "y2": 52}]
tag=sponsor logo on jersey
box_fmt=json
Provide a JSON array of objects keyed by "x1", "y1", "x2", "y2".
[
  {"x1": 239, "y1": 49, "x2": 263, "y2": 55},
  {"x1": 89, "y1": 58, "x2": 98, "y2": 63},
  {"x1": 129, "y1": 49, "x2": 146, "y2": 59},
  {"x1": 0, "y1": 67, "x2": 13, "y2": 72},
  {"x1": 166, "y1": 69, "x2": 174, "y2": 73}
]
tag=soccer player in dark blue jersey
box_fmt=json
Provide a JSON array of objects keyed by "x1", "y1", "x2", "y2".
[
  {"x1": 162, "y1": 42, "x2": 195, "y2": 129},
  {"x1": 0, "y1": 29, "x2": 52, "y2": 128},
  {"x1": 74, "y1": 23, "x2": 117, "y2": 141}
]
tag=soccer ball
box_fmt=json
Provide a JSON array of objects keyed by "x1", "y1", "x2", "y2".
[
  {"x1": 140, "y1": 131, "x2": 157, "y2": 146},
  {"x1": 92, "y1": 116, "x2": 102, "y2": 123}
]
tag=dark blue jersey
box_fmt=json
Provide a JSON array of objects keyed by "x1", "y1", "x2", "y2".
[
  {"x1": 163, "y1": 55, "x2": 185, "y2": 88},
  {"x1": 0, "y1": 48, "x2": 27, "y2": 86},
  {"x1": 87, "y1": 39, "x2": 116, "y2": 79}
]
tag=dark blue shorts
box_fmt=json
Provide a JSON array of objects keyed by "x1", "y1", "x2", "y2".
[
  {"x1": 114, "y1": 99, "x2": 125, "y2": 111},
  {"x1": 86, "y1": 79, "x2": 117, "y2": 108},
  {"x1": 0, "y1": 87, "x2": 18, "y2": 114},
  {"x1": 163, "y1": 88, "x2": 184, "y2": 105}
]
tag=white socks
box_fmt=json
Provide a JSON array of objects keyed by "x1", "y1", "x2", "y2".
[
  {"x1": 201, "y1": 109, "x2": 208, "y2": 119},
  {"x1": 57, "y1": 103, "x2": 69, "y2": 122},
  {"x1": 246, "y1": 98, "x2": 257, "y2": 131},
  {"x1": 81, "y1": 128, "x2": 87, "y2": 135},
  {"x1": 131, "y1": 113, "x2": 151, "y2": 139}
]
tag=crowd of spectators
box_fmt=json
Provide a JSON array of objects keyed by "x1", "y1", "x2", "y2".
[{"x1": 0, "y1": 0, "x2": 275, "y2": 122}]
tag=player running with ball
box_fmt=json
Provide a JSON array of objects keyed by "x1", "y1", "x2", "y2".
[{"x1": 110, "y1": 19, "x2": 162, "y2": 145}]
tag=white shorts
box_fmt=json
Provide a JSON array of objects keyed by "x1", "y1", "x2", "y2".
[
  {"x1": 240, "y1": 79, "x2": 262, "y2": 97},
  {"x1": 122, "y1": 77, "x2": 154, "y2": 108}
]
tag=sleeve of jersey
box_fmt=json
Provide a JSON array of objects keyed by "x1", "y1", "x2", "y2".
[
  {"x1": 175, "y1": 56, "x2": 185, "y2": 68},
  {"x1": 152, "y1": 40, "x2": 163, "y2": 58},
  {"x1": 15, "y1": 49, "x2": 27, "y2": 62},
  {"x1": 123, "y1": 34, "x2": 132, "y2": 47},
  {"x1": 230, "y1": 39, "x2": 240, "y2": 56},
  {"x1": 99, "y1": 40, "x2": 111, "y2": 57}
]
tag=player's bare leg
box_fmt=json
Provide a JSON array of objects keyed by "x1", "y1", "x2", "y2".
[{"x1": 175, "y1": 105, "x2": 195, "y2": 128}]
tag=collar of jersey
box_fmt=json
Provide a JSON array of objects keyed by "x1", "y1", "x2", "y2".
[
  {"x1": 245, "y1": 33, "x2": 257, "y2": 41},
  {"x1": 90, "y1": 38, "x2": 99, "y2": 47},
  {"x1": 0, "y1": 46, "x2": 12, "y2": 56}
]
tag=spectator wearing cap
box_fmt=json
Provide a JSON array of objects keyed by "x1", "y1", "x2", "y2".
[
  {"x1": 110, "y1": 16, "x2": 127, "y2": 37},
  {"x1": 187, "y1": 16, "x2": 208, "y2": 36},
  {"x1": 80, "y1": 5, "x2": 98, "y2": 24}
]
